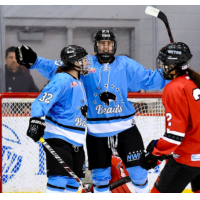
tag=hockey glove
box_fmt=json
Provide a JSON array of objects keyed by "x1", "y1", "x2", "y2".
[
  {"x1": 139, "y1": 140, "x2": 167, "y2": 170},
  {"x1": 15, "y1": 45, "x2": 37, "y2": 69},
  {"x1": 27, "y1": 117, "x2": 46, "y2": 142}
]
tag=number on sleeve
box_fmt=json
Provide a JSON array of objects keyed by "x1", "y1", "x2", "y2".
[{"x1": 39, "y1": 92, "x2": 53, "y2": 103}]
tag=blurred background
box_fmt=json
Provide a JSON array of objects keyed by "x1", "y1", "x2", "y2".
[{"x1": 0, "y1": 5, "x2": 200, "y2": 92}]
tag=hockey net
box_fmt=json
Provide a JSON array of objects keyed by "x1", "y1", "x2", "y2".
[{"x1": 0, "y1": 92, "x2": 165, "y2": 193}]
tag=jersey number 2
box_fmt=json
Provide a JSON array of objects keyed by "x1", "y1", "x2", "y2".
[
  {"x1": 39, "y1": 92, "x2": 53, "y2": 103},
  {"x1": 193, "y1": 88, "x2": 200, "y2": 101}
]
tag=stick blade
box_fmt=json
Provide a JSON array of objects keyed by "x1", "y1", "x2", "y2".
[{"x1": 145, "y1": 6, "x2": 160, "y2": 18}]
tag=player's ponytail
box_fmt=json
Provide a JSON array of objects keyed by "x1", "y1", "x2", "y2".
[
  {"x1": 55, "y1": 66, "x2": 71, "y2": 74},
  {"x1": 188, "y1": 69, "x2": 200, "y2": 88}
]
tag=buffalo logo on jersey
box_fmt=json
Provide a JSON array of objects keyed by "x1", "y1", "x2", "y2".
[
  {"x1": 99, "y1": 91, "x2": 117, "y2": 106},
  {"x1": 71, "y1": 81, "x2": 78, "y2": 88},
  {"x1": 80, "y1": 105, "x2": 88, "y2": 119}
]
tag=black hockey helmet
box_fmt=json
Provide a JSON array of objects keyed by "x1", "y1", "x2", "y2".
[
  {"x1": 93, "y1": 30, "x2": 117, "y2": 61},
  {"x1": 60, "y1": 45, "x2": 88, "y2": 72},
  {"x1": 156, "y1": 42, "x2": 193, "y2": 80}
]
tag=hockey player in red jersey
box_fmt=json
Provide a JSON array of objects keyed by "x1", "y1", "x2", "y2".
[{"x1": 139, "y1": 42, "x2": 200, "y2": 193}]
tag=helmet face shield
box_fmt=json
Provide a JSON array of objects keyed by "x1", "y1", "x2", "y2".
[
  {"x1": 156, "y1": 58, "x2": 176, "y2": 80},
  {"x1": 79, "y1": 55, "x2": 94, "y2": 76},
  {"x1": 157, "y1": 57, "x2": 191, "y2": 80},
  {"x1": 156, "y1": 42, "x2": 193, "y2": 80}
]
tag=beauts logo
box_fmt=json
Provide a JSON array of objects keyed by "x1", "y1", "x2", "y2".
[{"x1": 95, "y1": 104, "x2": 123, "y2": 114}]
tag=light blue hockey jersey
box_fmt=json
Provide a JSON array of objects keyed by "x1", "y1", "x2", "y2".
[
  {"x1": 31, "y1": 55, "x2": 169, "y2": 138},
  {"x1": 31, "y1": 72, "x2": 88, "y2": 146}
]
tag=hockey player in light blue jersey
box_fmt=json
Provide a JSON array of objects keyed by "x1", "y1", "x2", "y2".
[
  {"x1": 16, "y1": 30, "x2": 169, "y2": 193},
  {"x1": 24, "y1": 45, "x2": 89, "y2": 193}
]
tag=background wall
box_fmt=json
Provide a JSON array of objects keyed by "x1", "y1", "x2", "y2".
[{"x1": 1, "y1": 5, "x2": 200, "y2": 91}]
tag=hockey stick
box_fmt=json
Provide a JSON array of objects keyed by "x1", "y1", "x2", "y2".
[
  {"x1": 109, "y1": 176, "x2": 132, "y2": 191},
  {"x1": 39, "y1": 137, "x2": 91, "y2": 193},
  {"x1": 145, "y1": 6, "x2": 174, "y2": 43}
]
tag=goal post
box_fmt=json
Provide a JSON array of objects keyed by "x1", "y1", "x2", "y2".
[{"x1": 1, "y1": 92, "x2": 165, "y2": 193}]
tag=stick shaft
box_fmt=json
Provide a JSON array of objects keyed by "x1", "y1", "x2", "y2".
[{"x1": 39, "y1": 137, "x2": 90, "y2": 193}]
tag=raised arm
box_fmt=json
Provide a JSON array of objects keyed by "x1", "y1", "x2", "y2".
[
  {"x1": 126, "y1": 57, "x2": 170, "y2": 92},
  {"x1": 15, "y1": 45, "x2": 61, "y2": 80}
]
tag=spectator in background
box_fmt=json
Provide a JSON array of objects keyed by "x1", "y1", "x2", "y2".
[{"x1": 5, "y1": 46, "x2": 39, "y2": 92}]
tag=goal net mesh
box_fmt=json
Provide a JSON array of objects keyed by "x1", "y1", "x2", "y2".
[{"x1": 1, "y1": 93, "x2": 165, "y2": 192}]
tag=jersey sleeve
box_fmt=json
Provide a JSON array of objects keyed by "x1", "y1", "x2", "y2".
[
  {"x1": 30, "y1": 57, "x2": 62, "y2": 80},
  {"x1": 126, "y1": 57, "x2": 170, "y2": 92},
  {"x1": 152, "y1": 84, "x2": 189, "y2": 156},
  {"x1": 31, "y1": 74, "x2": 70, "y2": 118}
]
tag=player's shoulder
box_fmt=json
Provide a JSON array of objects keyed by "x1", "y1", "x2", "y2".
[
  {"x1": 115, "y1": 55, "x2": 140, "y2": 66},
  {"x1": 163, "y1": 75, "x2": 191, "y2": 101},
  {"x1": 166, "y1": 75, "x2": 191, "y2": 91},
  {"x1": 115, "y1": 55, "x2": 131, "y2": 61},
  {"x1": 51, "y1": 72, "x2": 74, "y2": 85}
]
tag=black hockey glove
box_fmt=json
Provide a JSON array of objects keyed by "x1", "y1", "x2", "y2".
[
  {"x1": 27, "y1": 117, "x2": 46, "y2": 142},
  {"x1": 139, "y1": 140, "x2": 167, "y2": 170},
  {"x1": 15, "y1": 45, "x2": 37, "y2": 69}
]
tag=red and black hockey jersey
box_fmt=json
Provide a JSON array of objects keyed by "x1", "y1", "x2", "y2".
[{"x1": 152, "y1": 74, "x2": 200, "y2": 167}]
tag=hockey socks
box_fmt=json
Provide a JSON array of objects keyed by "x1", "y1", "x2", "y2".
[
  {"x1": 126, "y1": 166, "x2": 150, "y2": 193},
  {"x1": 92, "y1": 167, "x2": 111, "y2": 193},
  {"x1": 46, "y1": 175, "x2": 79, "y2": 193}
]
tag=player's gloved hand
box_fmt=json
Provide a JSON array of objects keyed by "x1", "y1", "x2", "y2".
[
  {"x1": 139, "y1": 140, "x2": 167, "y2": 170},
  {"x1": 15, "y1": 45, "x2": 37, "y2": 69},
  {"x1": 27, "y1": 117, "x2": 46, "y2": 142}
]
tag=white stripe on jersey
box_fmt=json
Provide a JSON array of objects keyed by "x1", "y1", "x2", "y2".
[
  {"x1": 45, "y1": 122, "x2": 86, "y2": 145},
  {"x1": 87, "y1": 118, "x2": 133, "y2": 134},
  {"x1": 162, "y1": 136, "x2": 181, "y2": 145},
  {"x1": 167, "y1": 128, "x2": 185, "y2": 137}
]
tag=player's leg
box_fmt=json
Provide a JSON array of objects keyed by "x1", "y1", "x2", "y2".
[
  {"x1": 117, "y1": 125, "x2": 149, "y2": 193},
  {"x1": 46, "y1": 175, "x2": 68, "y2": 193},
  {"x1": 44, "y1": 138, "x2": 76, "y2": 193},
  {"x1": 152, "y1": 157, "x2": 200, "y2": 193},
  {"x1": 191, "y1": 173, "x2": 200, "y2": 193},
  {"x1": 86, "y1": 133, "x2": 112, "y2": 193},
  {"x1": 64, "y1": 145, "x2": 86, "y2": 193}
]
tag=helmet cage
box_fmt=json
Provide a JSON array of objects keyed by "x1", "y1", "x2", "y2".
[{"x1": 94, "y1": 30, "x2": 117, "y2": 61}]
